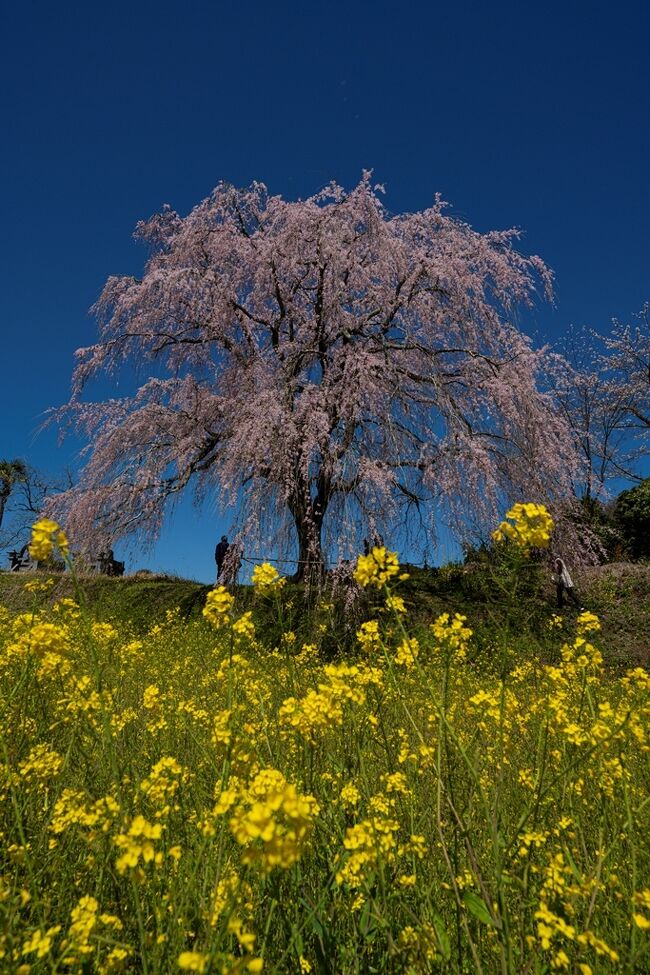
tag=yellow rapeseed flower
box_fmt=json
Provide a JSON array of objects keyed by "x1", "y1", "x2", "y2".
[
  {"x1": 230, "y1": 769, "x2": 319, "y2": 872},
  {"x1": 177, "y1": 952, "x2": 208, "y2": 972},
  {"x1": 22, "y1": 926, "x2": 61, "y2": 959},
  {"x1": 252, "y1": 562, "x2": 286, "y2": 593},
  {"x1": 203, "y1": 586, "x2": 235, "y2": 627},
  {"x1": 232, "y1": 611, "x2": 256, "y2": 642},
  {"x1": 28, "y1": 518, "x2": 69, "y2": 563},
  {"x1": 354, "y1": 547, "x2": 402, "y2": 588},
  {"x1": 492, "y1": 502, "x2": 554, "y2": 552},
  {"x1": 395, "y1": 637, "x2": 419, "y2": 668},
  {"x1": 18, "y1": 743, "x2": 64, "y2": 785},
  {"x1": 114, "y1": 816, "x2": 163, "y2": 873}
]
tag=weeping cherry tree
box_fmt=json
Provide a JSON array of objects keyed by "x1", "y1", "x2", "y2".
[{"x1": 52, "y1": 176, "x2": 579, "y2": 577}]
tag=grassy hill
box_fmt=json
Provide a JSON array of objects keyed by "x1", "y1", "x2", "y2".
[
  {"x1": 1, "y1": 559, "x2": 648, "y2": 666},
  {"x1": 0, "y1": 571, "x2": 211, "y2": 630}
]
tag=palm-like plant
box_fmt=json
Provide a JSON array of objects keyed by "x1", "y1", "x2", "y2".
[{"x1": 0, "y1": 459, "x2": 28, "y2": 531}]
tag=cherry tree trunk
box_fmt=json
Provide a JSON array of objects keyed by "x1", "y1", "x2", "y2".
[{"x1": 289, "y1": 494, "x2": 326, "y2": 583}]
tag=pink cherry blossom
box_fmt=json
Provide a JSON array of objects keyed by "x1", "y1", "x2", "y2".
[{"x1": 51, "y1": 177, "x2": 581, "y2": 575}]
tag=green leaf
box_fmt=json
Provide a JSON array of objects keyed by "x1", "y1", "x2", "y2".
[
  {"x1": 462, "y1": 890, "x2": 496, "y2": 927},
  {"x1": 305, "y1": 910, "x2": 324, "y2": 940},
  {"x1": 359, "y1": 898, "x2": 378, "y2": 938},
  {"x1": 432, "y1": 912, "x2": 451, "y2": 960}
]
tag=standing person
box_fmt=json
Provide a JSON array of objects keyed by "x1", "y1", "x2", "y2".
[
  {"x1": 215, "y1": 535, "x2": 229, "y2": 582},
  {"x1": 552, "y1": 557, "x2": 582, "y2": 609}
]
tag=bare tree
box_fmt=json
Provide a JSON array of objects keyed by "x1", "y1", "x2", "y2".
[
  {"x1": 0, "y1": 459, "x2": 27, "y2": 533},
  {"x1": 0, "y1": 465, "x2": 73, "y2": 550},
  {"x1": 550, "y1": 329, "x2": 640, "y2": 501},
  {"x1": 603, "y1": 302, "x2": 650, "y2": 443}
]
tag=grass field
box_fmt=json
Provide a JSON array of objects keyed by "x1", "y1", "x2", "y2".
[{"x1": 0, "y1": 543, "x2": 649, "y2": 973}]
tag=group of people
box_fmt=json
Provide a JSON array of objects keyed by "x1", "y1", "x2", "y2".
[
  {"x1": 215, "y1": 533, "x2": 583, "y2": 613},
  {"x1": 8, "y1": 544, "x2": 30, "y2": 571}
]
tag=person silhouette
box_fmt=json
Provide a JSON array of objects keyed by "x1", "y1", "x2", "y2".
[{"x1": 215, "y1": 535, "x2": 229, "y2": 581}]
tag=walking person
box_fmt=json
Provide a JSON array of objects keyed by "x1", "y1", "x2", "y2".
[
  {"x1": 215, "y1": 535, "x2": 229, "y2": 582},
  {"x1": 552, "y1": 557, "x2": 582, "y2": 610}
]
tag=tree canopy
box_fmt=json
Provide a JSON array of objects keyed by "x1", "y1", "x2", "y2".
[
  {"x1": 53, "y1": 177, "x2": 579, "y2": 573},
  {"x1": 614, "y1": 478, "x2": 650, "y2": 560},
  {"x1": 0, "y1": 459, "x2": 27, "y2": 532}
]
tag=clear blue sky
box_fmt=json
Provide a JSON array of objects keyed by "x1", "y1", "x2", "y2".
[{"x1": 1, "y1": 0, "x2": 648, "y2": 581}]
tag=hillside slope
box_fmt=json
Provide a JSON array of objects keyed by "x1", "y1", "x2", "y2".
[{"x1": 1, "y1": 561, "x2": 648, "y2": 665}]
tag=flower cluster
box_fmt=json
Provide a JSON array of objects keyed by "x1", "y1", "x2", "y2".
[
  {"x1": 114, "y1": 815, "x2": 164, "y2": 874},
  {"x1": 279, "y1": 689, "x2": 344, "y2": 741},
  {"x1": 251, "y1": 562, "x2": 286, "y2": 593},
  {"x1": 203, "y1": 585, "x2": 235, "y2": 627},
  {"x1": 28, "y1": 518, "x2": 69, "y2": 563},
  {"x1": 395, "y1": 636, "x2": 420, "y2": 669},
  {"x1": 357, "y1": 619, "x2": 381, "y2": 651},
  {"x1": 335, "y1": 815, "x2": 400, "y2": 888},
  {"x1": 140, "y1": 756, "x2": 188, "y2": 815},
  {"x1": 492, "y1": 502, "x2": 554, "y2": 551},
  {"x1": 354, "y1": 546, "x2": 403, "y2": 588},
  {"x1": 429, "y1": 612, "x2": 472, "y2": 661},
  {"x1": 229, "y1": 769, "x2": 319, "y2": 872}
]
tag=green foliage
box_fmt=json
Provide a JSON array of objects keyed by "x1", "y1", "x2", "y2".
[{"x1": 615, "y1": 478, "x2": 650, "y2": 560}]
